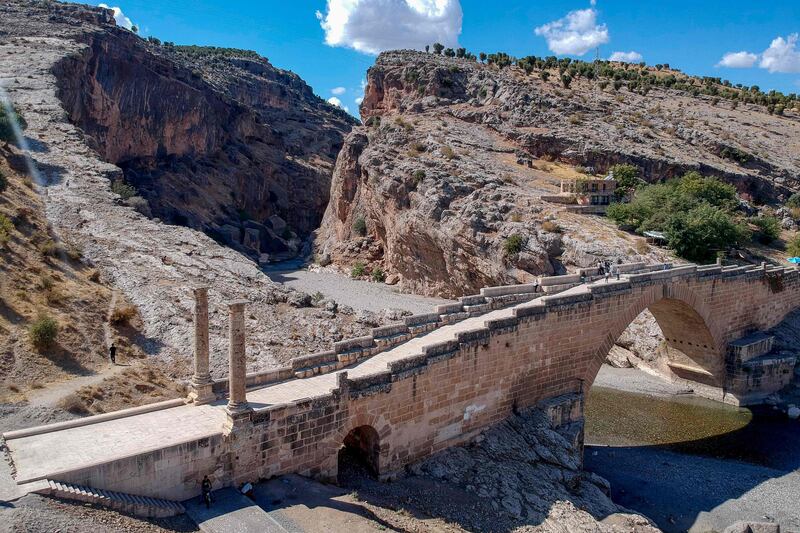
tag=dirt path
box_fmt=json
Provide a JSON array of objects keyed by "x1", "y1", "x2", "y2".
[{"x1": 23, "y1": 362, "x2": 132, "y2": 409}]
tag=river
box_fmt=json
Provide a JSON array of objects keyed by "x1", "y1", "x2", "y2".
[{"x1": 584, "y1": 368, "x2": 800, "y2": 532}]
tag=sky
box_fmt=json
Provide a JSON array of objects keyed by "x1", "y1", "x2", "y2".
[{"x1": 84, "y1": 1, "x2": 800, "y2": 117}]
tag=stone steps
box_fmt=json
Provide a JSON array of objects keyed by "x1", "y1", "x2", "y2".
[{"x1": 39, "y1": 479, "x2": 185, "y2": 518}]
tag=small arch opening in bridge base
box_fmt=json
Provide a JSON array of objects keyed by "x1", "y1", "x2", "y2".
[{"x1": 337, "y1": 425, "x2": 380, "y2": 486}]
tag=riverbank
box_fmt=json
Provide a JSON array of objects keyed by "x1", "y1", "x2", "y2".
[{"x1": 585, "y1": 367, "x2": 800, "y2": 532}]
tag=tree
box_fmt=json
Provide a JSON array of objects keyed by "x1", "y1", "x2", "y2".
[
  {"x1": 432, "y1": 43, "x2": 444, "y2": 55},
  {"x1": 786, "y1": 193, "x2": 800, "y2": 209},
  {"x1": 425, "y1": 44, "x2": 430, "y2": 53},
  {"x1": 0, "y1": 169, "x2": 6, "y2": 194},
  {"x1": 479, "y1": 52, "x2": 487, "y2": 63},
  {"x1": 561, "y1": 74, "x2": 572, "y2": 88},
  {"x1": 540, "y1": 71, "x2": 550, "y2": 82},
  {"x1": 608, "y1": 163, "x2": 644, "y2": 199},
  {"x1": 787, "y1": 235, "x2": 800, "y2": 257},
  {"x1": 131, "y1": 24, "x2": 139, "y2": 33},
  {"x1": 665, "y1": 204, "x2": 748, "y2": 262},
  {"x1": 444, "y1": 48, "x2": 455, "y2": 57},
  {"x1": 456, "y1": 47, "x2": 466, "y2": 58}
]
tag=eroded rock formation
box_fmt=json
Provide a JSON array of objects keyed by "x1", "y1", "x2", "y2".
[
  {"x1": 317, "y1": 50, "x2": 800, "y2": 297},
  {"x1": 48, "y1": 5, "x2": 355, "y2": 261}
]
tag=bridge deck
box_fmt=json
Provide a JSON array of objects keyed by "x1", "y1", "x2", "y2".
[
  {"x1": 7, "y1": 280, "x2": 603, "y2": 486},
  {"x1": 7, "y1": 403, "x2": 227, "y2": 483}
]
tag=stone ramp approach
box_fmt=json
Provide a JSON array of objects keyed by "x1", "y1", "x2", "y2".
[
  {"x1": 184, "y1": 488, "x2": 288, "y2": 533},
  {"x1": 38, "y1": 479, "x2": 185, "y2": 518},
  {"x1": 4, "y1": 261, "x2": 800, "y2": 507}
]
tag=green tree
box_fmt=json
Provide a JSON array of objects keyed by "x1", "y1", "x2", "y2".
[
  {"x1": 540, "y1": 71, "x2": 550, "y2": 82},
  {"x1": 786, "y1": 193, "x2": 800, "y2": 209},
  {"x1": 664, "y1": 204, "x2": 748, "y2": 262},
  {"x1": 444, "y1": 48, "x2": 455, "y2": 57},
  {"x1": 609, "y1": 163, "x2": 644, "y2": 199},
  {"x1": 0, "y1": 169, "x2": 7, "y2": 194},
  {"x1": 503, "y1": 234, "x2": 525, "y2": 255},
  {"x1": 432, "y1": 43, "x2": 444, "y2": 55},
  {"x1": 787, "y1": 234, "x2": 800, "y2": 257},
  {"x1": 479, "y1": 52, "x2": 487, "y2": 62},
  {"x1": 29, "y1": 314, "x2": 59, "y2": 350},
  {"x1": 561, "y1": 74, "x2": 572, "y2": 88}
]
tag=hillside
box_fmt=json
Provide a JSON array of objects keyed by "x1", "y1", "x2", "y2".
[
  {"x1": 0, "y1": 0, "x2": 376, "y2": 383},
  {"x1": 317, "y1": 50, "x2": 800, "y2": 297}
]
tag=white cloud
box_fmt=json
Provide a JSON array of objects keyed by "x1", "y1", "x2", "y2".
[
  {"x1": 534, "y1": 8, "x2": 609, "y2": 56},
  {"x1": 717, "y1": 51, "x2": 758, "y2": 68},
  {"x1": 98, "y1": 3, "x2": 134, "y2": 30},
  {"x1": 355, "y1": 96, "x2": 364, "y2": 105},
  {"x1": 331, "y1": 86, "x2": 346, "y2": 95},
  {"x1": 327, "y1": 96, "x2": 349, "y2": 112},
  {"x1": 316, "y1": 0, "x2": 463, "y2": 55},
  {"x1": 609, "y1": 50, "x2": 643, "y2": 63},
  {"x1": 759, "y1": 33, "x2": 800, "y2": 73}
]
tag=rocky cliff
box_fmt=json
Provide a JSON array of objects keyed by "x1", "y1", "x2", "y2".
[
  {"x1": 317, "y1": 50, "x2": 800, "y2": 297},
  {"x1": 42, "y1": 2, "x2": 356, "y2": 262},
  {"x1": 0, "y1": 0, "x2": 370, "y2": 372}
]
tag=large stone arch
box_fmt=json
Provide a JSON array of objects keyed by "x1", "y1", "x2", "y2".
[
  {"x1": 319, "y1": 411, "x2": 393, "y2": 481},
  {"x1": 582, "y1": 282, "x2": 725, "y2": 389}
]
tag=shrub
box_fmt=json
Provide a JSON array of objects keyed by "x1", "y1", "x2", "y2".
[
  {"x1": 787, "y1": 235, "x2": 800, "y2": 257},
  {"x1": 311, "y1": 291, "x2": 325, "y2": 303},
  {"x1": 38, "y1": 239, "x2": 59, "y2": 258},
  {"x1": 786, "y1": 193, "x2": 800, "y2": 209},
  {"x1": 541, "y1": 71, "x2": 550, "y2": 82},
  {"x1": 29, "y1": 314, "x2": 58, "y2": 350},
  {"x1": 0, "y1": 104, "x2": 26, "y2": 144},
  {"x1": 412, "y1": 170, "x2": 426, "y2": 186},
  {"x1": 441, "y1": 146, "x2": 456, "y2": 160},
  {"x1": 408, "y1": 141, "x2": 426, "y2": 156},
  {"x1": 503, "y1": 234, "x2": 525, "y2": 255},
  {"x1": 0, "y1": 169, "x2": 7, "y2": 194},
  {"x1": 568, "y1": 113, "x2": 582, "y2": 125},
  {"x1": 110, "y1": 305, "x2": 137, "y2": 325},
  {"x1": 352, "y1": 216, "x2": 367, "y2": 237},
  {"x1": 59, "y1": 393, "x2": 90, "y2": 416},
  {"x1": 111, "y1": 180, "x2": 136, "y2": 200},
  {"x1": 125, "y1": 196, "x2": 152, "y2": 217},
  {"x1": 351, "y1": 262, "x2": 366, "y2": 278},
  {"x1": 541, "y1": 220, "x2": 561, "y2": 233},
  {"x1": 371, "y1": 267, "x2": 386, "y2": 282},
  {"x1": 750, "y1": 216, "x2": 780, "y2": 244},
  {"x1": 0, "y1": 213, "x2": 13, "y2": 246}
]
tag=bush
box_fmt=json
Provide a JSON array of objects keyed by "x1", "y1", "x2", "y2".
[
  {"x1": 786, "y1": 193, "x2": 800, "y2": 209},
  {"x1": 38, "y1": 239, "x2": 59, "y2": 258},
  {"x1": 0, "y1": 213, "x2": 13, "y2": 246},
  {"x1": 0, "y1": 169, "x2": 7, "y2": 194},
  {"x1": 371, "y1": 267, "x2": 386, "y2": 282},
  {"x1": 125, "y1": 196, "x2": 152, "y2": 217},
  {"x1": 352, "y1": 216, "x2": 367, "y2": 237},
  {"x1": 0, "y1": 104, "x2": 27, "y2": 144},
  {"x1": 351, "y1": 262, "x2": 366, "y2": 278},
  {"x1": 750, "y1": 216, "x2": 780, "y2": 244},
  {"x1": 504, "y1": 234, "x2": 525, "y2": 255},
  {"x1": 541, "y1": 220, "x2": 562, "y2": 233},
  {"x1": 412, "y1": 170, "x2": 426, "y2": 186},
  {"x1": 311, "y1": 291, "x2": 325, "y2": 303},
  {"x1": 787, "y1": 235, "x2": 800, "y2": 257},
  {"x1": 29, "y1": 314, "x2": 58, "y2": 350},
  {"x1": 110, "y1": 305, "x2": 137, "y2": 325},
  {"x1": 111, "y1": 180, "x2": 136, "y2": 200},
  {"x1": 441, "y1": 146, "x2": 456, "y2": 160}
]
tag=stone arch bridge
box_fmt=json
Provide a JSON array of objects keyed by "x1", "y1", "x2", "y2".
[{"x1": 4, "y1": 262, "x2": 799, "y2": 504}]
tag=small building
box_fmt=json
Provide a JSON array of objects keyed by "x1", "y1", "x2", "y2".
[{"x1": 559, "y1": 176, "x2": 617, "y2": 207}]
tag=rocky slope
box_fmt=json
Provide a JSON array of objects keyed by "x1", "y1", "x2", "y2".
[
  {"x1": 317, "y1": 50, "x2": 800, "y2": 297},
  {"x1": 0, "y1": 0, "x2": 374, "y2": 376},
  {"x1": 30, "y1": 0, "x2": 355, "y2": 262}
]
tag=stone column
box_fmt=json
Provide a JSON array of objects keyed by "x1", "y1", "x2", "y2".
[
  {"x1": 189, "y1": 287, "x2": 214, "y2": 404},
  {"x1": 226, "y1": 299, "x2": 250, "y2": 415}
]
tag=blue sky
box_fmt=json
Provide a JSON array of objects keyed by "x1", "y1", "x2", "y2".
[{"x1": 89, "y1": 1, "x2": 800, "y2": 117}]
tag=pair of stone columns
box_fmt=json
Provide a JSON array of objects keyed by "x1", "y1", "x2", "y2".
[{"x1": 188, "y1": 287, "x2": 249, "y2": 415}]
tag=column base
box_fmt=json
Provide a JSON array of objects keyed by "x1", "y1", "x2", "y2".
[
  {"x1": 187, "y1": 378, "x2": 215, "y2": 405},
  {"x1": 223, "y1": 403, "x2": 252, "y2": 434}
]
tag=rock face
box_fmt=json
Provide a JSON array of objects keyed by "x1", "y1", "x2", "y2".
[
  {"x1": 0, "y1": 0, "x2": 370, "y2": 372},
  {"x1": 39, "y1": 1, "x2": 355, "y2": 261},
  {"x1": 317, "y1": 50, "x2": 799, "y2": 297}
]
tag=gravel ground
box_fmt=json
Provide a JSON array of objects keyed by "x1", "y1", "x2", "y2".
[
  {"x1": 263, "y1": 263, "x2": 454, "y2": 314},
  {"x1": 592, "y1": 365, "x2": 692, "y2": 397},
  {"x1": 585, "y1": 446, "x2": 800, "y2": 533}
]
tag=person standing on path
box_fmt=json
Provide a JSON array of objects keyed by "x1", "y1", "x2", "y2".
[
  {"x1": 109, "y1": 342, "x2": 116, "y2": 365},
  {"x1": 201, "y1": 476, "x2": 212, "y2": 509}
]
